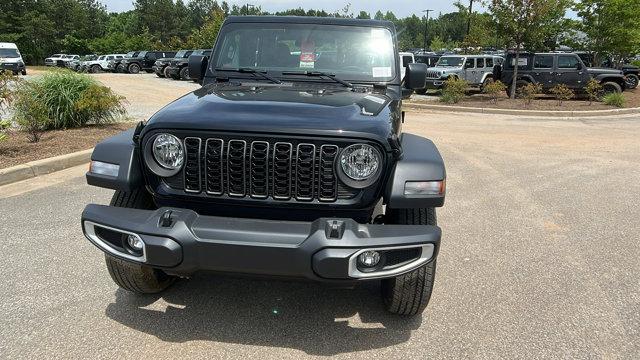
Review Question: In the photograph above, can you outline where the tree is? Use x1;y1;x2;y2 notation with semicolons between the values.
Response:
356;11;370;19
486;0;570;98
185;9;225;49
573;0;640;66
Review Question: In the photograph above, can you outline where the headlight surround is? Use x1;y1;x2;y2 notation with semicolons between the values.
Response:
152;133;184;170
338;144;382;188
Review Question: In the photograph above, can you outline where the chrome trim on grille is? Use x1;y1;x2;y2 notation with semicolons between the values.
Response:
204;138;224;195
227;139;247;197
183;137;202;193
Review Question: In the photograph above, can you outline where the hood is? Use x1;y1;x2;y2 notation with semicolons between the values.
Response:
144;82;397;146
587;67;623;75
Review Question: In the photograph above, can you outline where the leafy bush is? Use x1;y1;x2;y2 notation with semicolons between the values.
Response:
549;84;575;106
13;82;49;142
585;79;603;105
13;72;125;131
483;80;507;103
632;60;640;68
602;92;625;108
440;77;468;104
0;120;10;142
518;82;542;107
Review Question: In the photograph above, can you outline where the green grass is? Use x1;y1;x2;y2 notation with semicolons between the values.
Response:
602;92;625;108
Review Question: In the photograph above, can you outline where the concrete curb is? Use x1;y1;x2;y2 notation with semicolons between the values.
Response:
0;149;92;186
405;102;640;117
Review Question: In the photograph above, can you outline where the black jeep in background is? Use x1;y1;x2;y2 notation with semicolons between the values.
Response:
499;52;627;94
576;52;639;90
121;51;176;74
109;51;139;73
154;49;193;78
82;16;444;316
166;49;211;80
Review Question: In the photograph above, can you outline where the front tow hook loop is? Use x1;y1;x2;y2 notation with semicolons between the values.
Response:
326;220;345;239
160;210;174;228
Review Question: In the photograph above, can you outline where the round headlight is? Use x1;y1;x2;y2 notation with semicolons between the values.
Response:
340;144;381;181
152;134;184;170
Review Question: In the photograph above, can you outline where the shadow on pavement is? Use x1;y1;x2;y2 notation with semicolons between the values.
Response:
105;273;421;355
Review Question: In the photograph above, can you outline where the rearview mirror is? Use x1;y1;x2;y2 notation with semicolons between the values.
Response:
405;63;428;90
188;55;208;83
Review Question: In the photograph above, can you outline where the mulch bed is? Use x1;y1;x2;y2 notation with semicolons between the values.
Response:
421;88;640;111
0;123;134;169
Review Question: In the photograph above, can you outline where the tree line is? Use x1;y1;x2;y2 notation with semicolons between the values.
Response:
0;0;638;65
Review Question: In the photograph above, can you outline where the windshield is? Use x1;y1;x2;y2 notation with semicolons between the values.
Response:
52;54;62;58
0;49;20;58
436;56;464;67
125;52;135;57
213;23;397;82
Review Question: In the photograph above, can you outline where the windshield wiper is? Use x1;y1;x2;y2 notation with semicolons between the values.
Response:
282;71;353;88
215;67;282;84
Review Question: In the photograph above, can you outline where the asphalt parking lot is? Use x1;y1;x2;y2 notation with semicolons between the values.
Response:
1;73;639;359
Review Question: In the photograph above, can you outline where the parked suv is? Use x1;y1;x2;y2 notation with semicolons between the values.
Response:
166;49;210;80
82;16;444;316
44;53;66;66
154;49;193;78
576;52;639;90
498;52;626;94
121;51;177;74
109;51;140;73
85;54;126;73
425;54;504;90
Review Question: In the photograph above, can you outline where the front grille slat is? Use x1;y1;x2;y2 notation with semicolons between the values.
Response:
169;135;363;202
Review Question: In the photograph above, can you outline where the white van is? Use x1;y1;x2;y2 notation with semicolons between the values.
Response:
0;42;26;75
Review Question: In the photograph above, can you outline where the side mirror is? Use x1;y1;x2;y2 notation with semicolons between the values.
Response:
575;63;583;70
405;62;428;90
188;55;208;83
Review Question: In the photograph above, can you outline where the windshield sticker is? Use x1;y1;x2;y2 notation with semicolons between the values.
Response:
372;67;392;78
300;61;315;68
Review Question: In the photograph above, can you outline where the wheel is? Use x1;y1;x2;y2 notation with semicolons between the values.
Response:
116;64;125;73
156;67;165;78
104;189;176;294
91;64;101;73
128;63;140;74
481;77;494;91
381;208;438;316
21;69;27;75
170;71;181;80
601;81;622;94
508;79;529;97
163;66;171;78
624;74;638;89
179;67;190;80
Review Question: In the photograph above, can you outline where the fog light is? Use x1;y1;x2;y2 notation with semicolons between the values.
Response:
126;234;143;251
358;251;380;267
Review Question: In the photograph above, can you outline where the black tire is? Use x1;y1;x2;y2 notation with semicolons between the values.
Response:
508;79;529;97
156;68;165;78
381;208;438;316
624;74;638;90
601;81;622;94
163;66;171;79
90;64;101;73
104;189;175;294
128;63;140;74
481;76;494;92
21;69;27;76
116;64;125;73
179;67;190;80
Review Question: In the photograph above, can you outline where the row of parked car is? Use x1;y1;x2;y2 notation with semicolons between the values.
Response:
45;50;211;81
401;50;639;95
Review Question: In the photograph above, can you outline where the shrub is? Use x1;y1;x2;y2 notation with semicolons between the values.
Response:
632;60;640;68
440;77;468;104
585;79;603;105
13;71;125;130
0;119;10;142
483;80;507;103
549;84;574;106
0;71;20;114
13;82;49;142
518;82;542;107
602;92;625;108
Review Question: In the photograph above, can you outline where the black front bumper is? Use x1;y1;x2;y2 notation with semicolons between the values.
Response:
0;62;25;74
166;66;180;78
81;204;441;281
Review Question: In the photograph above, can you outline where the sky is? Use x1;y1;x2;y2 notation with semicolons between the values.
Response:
101;0;479;18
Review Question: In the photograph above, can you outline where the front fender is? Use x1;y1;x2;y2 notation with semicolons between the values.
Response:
86;128;143;191
384;133;446;209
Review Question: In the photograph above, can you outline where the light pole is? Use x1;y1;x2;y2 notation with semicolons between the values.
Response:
422;9;433;52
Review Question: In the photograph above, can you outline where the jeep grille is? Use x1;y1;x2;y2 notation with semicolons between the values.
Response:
426;70;441;79
160;135;368;202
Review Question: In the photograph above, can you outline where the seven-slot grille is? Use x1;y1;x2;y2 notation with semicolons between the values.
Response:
426;70;441;79
179;136;345;202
